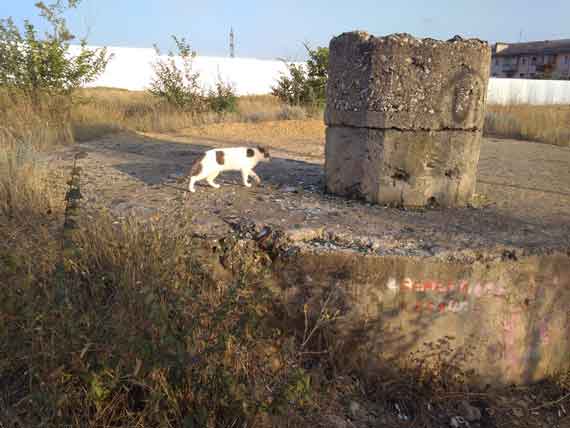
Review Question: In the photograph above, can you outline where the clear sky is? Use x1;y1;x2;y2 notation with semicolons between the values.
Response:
2;0;569;60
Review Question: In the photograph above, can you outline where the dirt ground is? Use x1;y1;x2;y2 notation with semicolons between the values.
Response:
44;119;570;259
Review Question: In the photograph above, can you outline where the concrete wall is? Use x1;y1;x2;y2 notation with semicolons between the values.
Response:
277;249;570;385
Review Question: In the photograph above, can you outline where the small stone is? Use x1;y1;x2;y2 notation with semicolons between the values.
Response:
459;401;482;421
323;415;348;428
281;185;298;193
450;416;470;428
349;401;361;418
512;408;525;418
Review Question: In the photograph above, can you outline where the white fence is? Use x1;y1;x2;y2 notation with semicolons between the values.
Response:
76;45;570;104
73;45;298;96
487;78;570;105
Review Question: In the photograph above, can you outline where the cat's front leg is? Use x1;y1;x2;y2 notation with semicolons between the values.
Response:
241;169;252;187
206;172;221;189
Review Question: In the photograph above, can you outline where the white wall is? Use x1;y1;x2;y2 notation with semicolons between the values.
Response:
487;78;570;105
71;45;300;96
74;45;570;104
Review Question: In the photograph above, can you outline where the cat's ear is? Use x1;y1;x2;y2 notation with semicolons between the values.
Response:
257;145;271;159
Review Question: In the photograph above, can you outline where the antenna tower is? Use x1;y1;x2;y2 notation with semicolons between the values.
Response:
230;27;235;58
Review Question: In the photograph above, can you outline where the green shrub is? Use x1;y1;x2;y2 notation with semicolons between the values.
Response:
272;44;328;108
149;36;205;111
0;0;110;144
0;1;109;99
207;75;238;113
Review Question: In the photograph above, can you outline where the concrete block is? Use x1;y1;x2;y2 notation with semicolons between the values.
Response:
325;32;492;131
325;126;482;207
276;249;570;386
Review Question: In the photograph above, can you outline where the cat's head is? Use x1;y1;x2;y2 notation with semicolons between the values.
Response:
257;146;271;161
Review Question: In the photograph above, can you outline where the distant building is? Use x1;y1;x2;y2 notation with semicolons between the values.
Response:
491;39;570;79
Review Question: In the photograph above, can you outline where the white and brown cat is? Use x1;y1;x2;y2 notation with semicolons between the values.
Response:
188;146;271;193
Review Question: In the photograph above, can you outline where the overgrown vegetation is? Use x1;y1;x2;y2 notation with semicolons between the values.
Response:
69;89;317;140
272;44;328;109
0;206;332;426
207;76;238;114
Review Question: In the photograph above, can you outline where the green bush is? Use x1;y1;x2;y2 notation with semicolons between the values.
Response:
149;36;205;111
0;1;109;100
272;44;328;108
207;75;238;113
0;0;109;143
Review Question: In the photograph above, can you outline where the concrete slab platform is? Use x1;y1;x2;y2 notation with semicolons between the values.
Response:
44;128;570;384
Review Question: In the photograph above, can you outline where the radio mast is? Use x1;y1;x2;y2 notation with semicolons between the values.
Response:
229;27;235;58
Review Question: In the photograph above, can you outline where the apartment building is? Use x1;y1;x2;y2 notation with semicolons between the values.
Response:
491;39;570;79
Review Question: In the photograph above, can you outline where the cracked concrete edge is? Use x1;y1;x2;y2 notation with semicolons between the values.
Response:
214;218;570;264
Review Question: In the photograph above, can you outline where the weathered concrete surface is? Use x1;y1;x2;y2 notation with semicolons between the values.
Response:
325;31;491;207
275;248;570;386
325;126;482;207
325;32;492;131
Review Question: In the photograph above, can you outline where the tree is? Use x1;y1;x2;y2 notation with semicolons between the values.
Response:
272;44;329;108
0;0;110;105
303;43;328;105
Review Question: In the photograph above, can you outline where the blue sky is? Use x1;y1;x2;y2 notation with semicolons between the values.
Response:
2;0;569;60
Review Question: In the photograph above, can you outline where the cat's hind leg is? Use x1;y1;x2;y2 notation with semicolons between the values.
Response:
188;156;207;193
189;172;206;193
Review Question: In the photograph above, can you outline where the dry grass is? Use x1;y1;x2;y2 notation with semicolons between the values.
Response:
186;119;325;143
0;95;67;224
485;104;570;147
0;173;351;427
71;88;319;141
